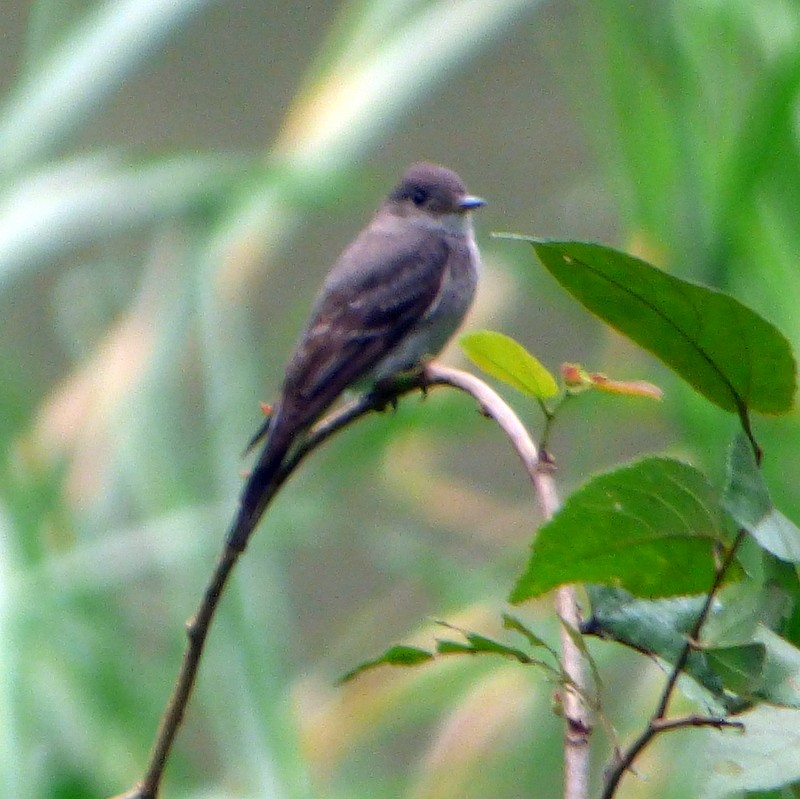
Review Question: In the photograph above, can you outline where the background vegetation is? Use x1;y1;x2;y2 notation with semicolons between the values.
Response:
2;1;799;797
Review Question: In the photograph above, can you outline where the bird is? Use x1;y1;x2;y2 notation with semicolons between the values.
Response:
231;162;485;546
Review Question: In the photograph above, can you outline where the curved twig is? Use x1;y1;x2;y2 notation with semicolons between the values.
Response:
110;379;423;799
111;364;592;799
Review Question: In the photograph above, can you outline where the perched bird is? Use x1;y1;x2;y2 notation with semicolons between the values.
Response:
232;162;485;544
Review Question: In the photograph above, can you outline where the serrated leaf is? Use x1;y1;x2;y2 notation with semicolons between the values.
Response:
510;238;796;415
724;433;800;562
583;585;745;712
338;644;433;683
460;330;558;399
511;457;734;601
585;585;800;711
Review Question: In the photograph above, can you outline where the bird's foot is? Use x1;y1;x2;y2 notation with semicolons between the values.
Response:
368;369;428;411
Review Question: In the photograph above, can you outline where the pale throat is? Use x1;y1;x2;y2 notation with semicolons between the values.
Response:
377;203;476;239
409;209;476;237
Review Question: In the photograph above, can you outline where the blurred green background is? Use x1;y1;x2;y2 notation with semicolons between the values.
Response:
2;1;799;798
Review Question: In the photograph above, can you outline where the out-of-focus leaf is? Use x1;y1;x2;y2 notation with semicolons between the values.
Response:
704;644;766;696
511;458;734;601
701;571;794;648
435;639;474;655
702;705;800;798
755;627;800;708
724;433;800;562
582;585;740;710
507;238;796;416
431;621;563;679
435;620;536;665
0;0;216;172
460;330;558;399
588;372;663;400
338;645;433;683
502;613;554;653
585;585;800;710
738;786;800;799
273;0;540;173
0;153;250;288
436;637;531;664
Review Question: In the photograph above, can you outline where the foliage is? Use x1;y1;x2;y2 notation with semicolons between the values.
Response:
5;2;800;799
0;2;538;798
460;330;558;400
358;239;800;797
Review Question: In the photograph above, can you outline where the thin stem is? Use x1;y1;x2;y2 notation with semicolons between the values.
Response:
110;385;423;799
600;528;748;799
426;368;591;799
425;367;591;799
555;584;592;799
653;529;746;721
111;365;593;799
600;715;743;799
138;547;239;797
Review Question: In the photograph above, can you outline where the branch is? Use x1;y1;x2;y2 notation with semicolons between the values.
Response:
111;364;592;799
421;367;592;799
600;528;748;799
653;530;747;721
110;380;425;799
601;713;743;799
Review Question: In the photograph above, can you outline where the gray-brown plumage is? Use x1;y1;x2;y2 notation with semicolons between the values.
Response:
232;163;484;543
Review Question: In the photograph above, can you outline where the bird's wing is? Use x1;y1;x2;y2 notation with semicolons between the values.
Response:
280;227;450;426
236;228;449;538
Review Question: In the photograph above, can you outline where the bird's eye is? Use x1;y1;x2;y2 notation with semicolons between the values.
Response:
410;187;428;206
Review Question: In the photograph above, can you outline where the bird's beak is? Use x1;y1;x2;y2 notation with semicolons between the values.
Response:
459;195;486;210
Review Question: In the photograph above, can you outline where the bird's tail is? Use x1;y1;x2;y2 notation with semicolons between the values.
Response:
227;422;294;550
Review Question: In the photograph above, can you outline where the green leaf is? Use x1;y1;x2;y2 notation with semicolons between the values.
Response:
724;433;800;562
511;457;734;601
739;785;800;799
701;566;794;647
502;613;555;653
338;644;433;683
434;621;535;664
584;586;748;712
460;330;558;399
703;705;800;798
755;627;800;708
465;633;530;660
509;238;796;415
436;636;528;663
436;639;475;655
585;585;800;710
0;153;251;288
704;644;766;696
0;0;215;171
